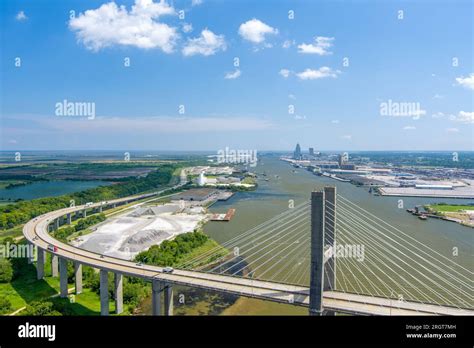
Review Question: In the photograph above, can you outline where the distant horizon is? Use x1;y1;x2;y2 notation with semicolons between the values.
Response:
1;149;473;154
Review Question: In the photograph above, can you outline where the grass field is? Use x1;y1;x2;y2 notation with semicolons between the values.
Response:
427;204;474;212
0;255;116;315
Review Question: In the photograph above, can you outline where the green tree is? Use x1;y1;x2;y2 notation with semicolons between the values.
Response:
23;301;61;316
0;258;13;283
0;296;12;314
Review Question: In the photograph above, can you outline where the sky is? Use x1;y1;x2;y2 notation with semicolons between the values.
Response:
1;0;473;152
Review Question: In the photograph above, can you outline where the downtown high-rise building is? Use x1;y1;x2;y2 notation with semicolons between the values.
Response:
294;143;302;160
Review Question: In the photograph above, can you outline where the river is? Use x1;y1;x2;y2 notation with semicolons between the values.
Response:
144;155;473;315
0;180;111;201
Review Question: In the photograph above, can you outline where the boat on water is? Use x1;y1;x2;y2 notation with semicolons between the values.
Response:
418;215;428;220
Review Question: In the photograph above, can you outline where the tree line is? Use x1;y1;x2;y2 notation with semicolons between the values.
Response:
0;165;177;230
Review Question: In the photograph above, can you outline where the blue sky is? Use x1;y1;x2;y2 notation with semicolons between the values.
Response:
1;0;473;152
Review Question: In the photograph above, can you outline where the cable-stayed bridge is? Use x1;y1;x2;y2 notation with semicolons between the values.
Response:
24;187;473;316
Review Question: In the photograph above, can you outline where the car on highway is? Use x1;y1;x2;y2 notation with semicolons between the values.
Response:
162;267;174;274
47;244;58;252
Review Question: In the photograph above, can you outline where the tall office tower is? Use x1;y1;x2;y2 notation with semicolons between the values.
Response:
294;143;302;160
309;148;314;156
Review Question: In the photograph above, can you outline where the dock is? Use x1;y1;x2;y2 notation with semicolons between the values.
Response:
209;208;236;221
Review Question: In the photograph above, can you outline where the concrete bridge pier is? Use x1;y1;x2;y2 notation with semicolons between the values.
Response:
309;190;325;316
74;262;82;294
164;284;173;316
36;247;45;280
59;257;68;298
99;206;103;213
67;213;72;224
100;270;109;316
114;273;123;314
51;255;59;277
152;280;163;315
83;209;87;218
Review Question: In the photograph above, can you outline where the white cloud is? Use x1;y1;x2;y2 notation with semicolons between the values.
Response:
454;111;474;124
341;135;352;140
224;69;241;79
238;19;278;44
288;94;296;100
182;29;226;56
433;111;474;124
296;67;340;80
69;0;178;52
403;126;416;130
279;69;291;78
182;23;193;33
433;94;444;99
331;120;340;124
16;11;27;21
191;0;203;6
432;112;449;119
455;73;474;90
297;36;334;55
446;128;459;133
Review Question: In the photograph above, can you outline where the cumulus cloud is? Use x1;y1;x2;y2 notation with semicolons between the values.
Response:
432;112;449;119
238;19;278;44
433;111;474;124
182;29;226;56
279;69;291;78
224;69;241;79
297;36;334;55
16;11;27;21
296;67;340;80
191;0;203;6
69;0;178;52
455;73;474;90
453;111;474;124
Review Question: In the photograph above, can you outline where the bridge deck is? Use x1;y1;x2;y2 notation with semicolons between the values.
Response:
24;199;474;316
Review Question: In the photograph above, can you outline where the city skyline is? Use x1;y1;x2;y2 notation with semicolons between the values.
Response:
1;0;473;151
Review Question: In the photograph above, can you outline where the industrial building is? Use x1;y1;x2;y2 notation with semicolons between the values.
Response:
174;188;219;201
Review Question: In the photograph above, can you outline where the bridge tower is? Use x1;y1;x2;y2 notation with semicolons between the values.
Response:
309;186;336;316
